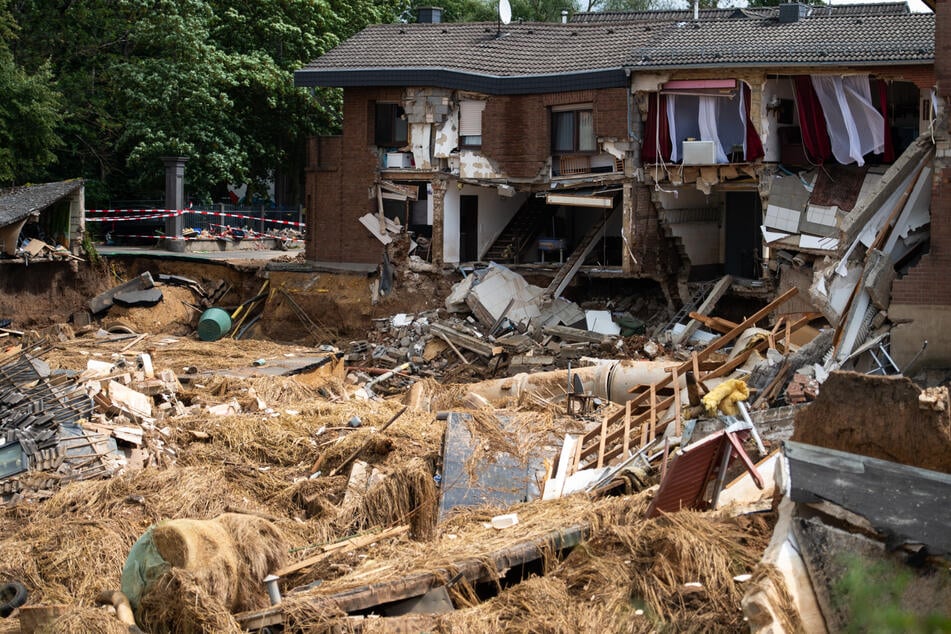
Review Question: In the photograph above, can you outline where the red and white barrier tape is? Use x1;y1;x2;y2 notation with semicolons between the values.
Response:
87;209;306;227
107;234;303;242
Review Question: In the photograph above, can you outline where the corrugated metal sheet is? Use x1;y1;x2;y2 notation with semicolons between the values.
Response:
647;431;728;518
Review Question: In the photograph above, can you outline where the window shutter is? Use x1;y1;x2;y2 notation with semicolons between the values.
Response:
459;101;485;137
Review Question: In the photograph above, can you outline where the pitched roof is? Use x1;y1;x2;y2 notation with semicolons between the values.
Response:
571;2;912;23
0;180;83;228
295;7;934;94
295;22;653;94
628;13;933;69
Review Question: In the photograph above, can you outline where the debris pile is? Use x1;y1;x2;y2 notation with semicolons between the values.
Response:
0;250;948;633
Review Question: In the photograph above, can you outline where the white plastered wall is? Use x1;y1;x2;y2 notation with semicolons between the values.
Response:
657;188;723;267
442;183;529;263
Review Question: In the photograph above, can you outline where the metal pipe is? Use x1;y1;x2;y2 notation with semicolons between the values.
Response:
264;575;282;605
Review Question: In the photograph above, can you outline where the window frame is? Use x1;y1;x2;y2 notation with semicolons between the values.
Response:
459;100;485;149
374;102;408;147
551;105;597;155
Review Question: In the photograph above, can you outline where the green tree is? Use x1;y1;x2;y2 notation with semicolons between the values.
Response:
9;0;403;204
0;1;62;185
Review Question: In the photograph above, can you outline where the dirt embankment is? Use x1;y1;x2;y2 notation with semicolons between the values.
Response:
793;371;951;473
0;260;111;328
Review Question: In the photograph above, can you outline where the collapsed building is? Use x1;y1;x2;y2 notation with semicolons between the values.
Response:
294;1;946;370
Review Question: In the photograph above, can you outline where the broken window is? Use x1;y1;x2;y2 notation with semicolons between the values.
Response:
459;100;485;147
374;103;408;147
551;106;596;154
642;80;764;165
793;74;891;166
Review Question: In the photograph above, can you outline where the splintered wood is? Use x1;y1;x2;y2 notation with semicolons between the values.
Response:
579;288;803;471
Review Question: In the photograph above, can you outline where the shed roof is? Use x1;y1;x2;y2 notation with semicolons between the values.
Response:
0;180;83;228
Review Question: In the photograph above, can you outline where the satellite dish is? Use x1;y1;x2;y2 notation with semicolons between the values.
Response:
499;0;511;25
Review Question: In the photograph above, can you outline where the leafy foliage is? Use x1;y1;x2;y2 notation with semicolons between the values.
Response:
6;0;401;203
0;1;62;185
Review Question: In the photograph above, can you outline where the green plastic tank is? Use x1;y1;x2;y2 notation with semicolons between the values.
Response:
197;308;232;341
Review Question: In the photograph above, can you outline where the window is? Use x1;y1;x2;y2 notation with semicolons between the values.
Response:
459;100;485;147
551;106;596;154
374;103;407;147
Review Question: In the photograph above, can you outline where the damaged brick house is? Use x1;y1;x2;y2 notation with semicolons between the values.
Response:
295;4;935;314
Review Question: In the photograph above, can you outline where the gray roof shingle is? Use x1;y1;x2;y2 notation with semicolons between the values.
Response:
0;180;83;228
571;2;912;23
628;13;933;69
299;22;651;76
295;8;933;93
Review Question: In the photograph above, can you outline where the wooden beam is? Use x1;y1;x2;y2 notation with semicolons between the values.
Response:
275;524;411;577
672;274;733;345
238;525;588;629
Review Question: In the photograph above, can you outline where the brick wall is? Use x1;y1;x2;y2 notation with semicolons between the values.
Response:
482;88;631;179
630;183;684;285
891;5;949;305
304;87;401;263
304;86;630;261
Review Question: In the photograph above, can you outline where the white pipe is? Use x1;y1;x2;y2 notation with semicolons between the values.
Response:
464;360;681;407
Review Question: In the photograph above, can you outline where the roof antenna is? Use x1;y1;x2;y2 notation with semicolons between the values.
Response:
693;0;699;20
498;0;511;36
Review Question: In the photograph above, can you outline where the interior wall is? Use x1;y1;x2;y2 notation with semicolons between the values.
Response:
656;188;724;267
763;77;799;162
442;184;528;263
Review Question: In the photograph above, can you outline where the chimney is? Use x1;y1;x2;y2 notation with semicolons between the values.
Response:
693;0;699;21
778;2;809;23
561;9;568;23
417;6;442;23
162;156;188;240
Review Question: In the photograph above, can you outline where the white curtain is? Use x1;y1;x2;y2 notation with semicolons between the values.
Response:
811;75;885;166
667;95;679;162
698;96;729;164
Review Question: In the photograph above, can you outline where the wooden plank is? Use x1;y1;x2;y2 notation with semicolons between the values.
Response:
622;401;631;460
543;434;580;500
671;274;733;345
238;525;589;629
596;417;608;469
540;324;606;344
649;384;656;443
430;323;497;358
275;525;410;577
671;367;681;437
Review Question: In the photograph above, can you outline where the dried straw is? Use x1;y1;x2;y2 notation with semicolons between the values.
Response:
35;606;129;634
342;457;439;541
136;568;243;634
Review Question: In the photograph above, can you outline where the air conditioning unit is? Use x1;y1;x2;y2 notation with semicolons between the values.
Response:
385;152;413;169
682;140;716;165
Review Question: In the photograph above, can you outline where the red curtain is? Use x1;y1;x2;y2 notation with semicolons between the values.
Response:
875;79;895;163
743;83;764;161
793;75;832;164
642;92;671;163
